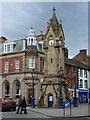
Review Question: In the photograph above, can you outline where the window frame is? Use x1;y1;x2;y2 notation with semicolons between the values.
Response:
80;69;83;77
4;60;9;71
15;58;20;70
79;79;83;88
29;57;35;69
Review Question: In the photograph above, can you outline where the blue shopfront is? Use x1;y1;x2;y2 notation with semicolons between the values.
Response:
78;89;88;103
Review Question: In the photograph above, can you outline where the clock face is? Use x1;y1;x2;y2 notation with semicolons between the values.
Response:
49;40;54;46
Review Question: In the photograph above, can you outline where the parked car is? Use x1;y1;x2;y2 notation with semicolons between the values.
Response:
2;98;16;111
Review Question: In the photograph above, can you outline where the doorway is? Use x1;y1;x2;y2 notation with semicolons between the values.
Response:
48;94;53;108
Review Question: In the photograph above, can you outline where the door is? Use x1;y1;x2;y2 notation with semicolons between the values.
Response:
48;94;53;108
28;89;32;105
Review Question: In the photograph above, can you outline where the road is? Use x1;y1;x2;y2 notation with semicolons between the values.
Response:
0;110;90;120
0;104;90;120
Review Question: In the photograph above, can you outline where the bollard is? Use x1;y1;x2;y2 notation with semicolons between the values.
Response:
70;104;72;116
63;105;65;116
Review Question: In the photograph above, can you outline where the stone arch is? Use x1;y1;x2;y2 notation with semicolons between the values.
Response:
2;80;10;98
12;79;21;98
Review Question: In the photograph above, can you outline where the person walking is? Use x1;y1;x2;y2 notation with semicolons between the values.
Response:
20;95;27;114
16;95;22;114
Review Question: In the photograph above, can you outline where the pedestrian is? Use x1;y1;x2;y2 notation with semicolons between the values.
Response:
20;95;27;114
16;95;22;114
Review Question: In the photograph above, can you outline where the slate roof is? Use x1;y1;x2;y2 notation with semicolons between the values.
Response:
0;39;26;55
65;57;89;70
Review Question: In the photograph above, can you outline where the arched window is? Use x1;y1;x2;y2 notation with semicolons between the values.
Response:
15;80;20;98
5;81;10;97
31;38;33;45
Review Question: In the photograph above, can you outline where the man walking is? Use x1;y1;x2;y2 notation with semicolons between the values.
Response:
16;95;22;114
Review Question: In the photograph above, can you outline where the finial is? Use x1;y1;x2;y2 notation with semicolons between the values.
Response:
53;6;56;13
31;27;33;29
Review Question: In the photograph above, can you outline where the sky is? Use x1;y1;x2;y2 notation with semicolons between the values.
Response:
0;2;88;58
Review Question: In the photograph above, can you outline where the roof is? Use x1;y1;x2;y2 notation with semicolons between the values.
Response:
65;57;89;70
0;39;26;55
46;7;64;38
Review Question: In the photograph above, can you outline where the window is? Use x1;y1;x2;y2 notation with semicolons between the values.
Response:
51;58;53;63
84;70;87;78
7;44;10;52
15;81;20;98
4;44;11;53
31;38;33;45
80;79;83;88
80;69;83;77
5;81;10;97
15;59;20;70
4;45;6;52
5;60;9;71
29;57;35;68
40;57;44;72
84;80;88;88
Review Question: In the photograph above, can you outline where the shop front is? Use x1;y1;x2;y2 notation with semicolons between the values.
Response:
78;89;88;103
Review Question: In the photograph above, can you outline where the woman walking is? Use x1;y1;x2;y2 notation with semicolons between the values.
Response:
16;95;22;114
20;96;27;114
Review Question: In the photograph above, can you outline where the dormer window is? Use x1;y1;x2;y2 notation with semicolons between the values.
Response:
4;43;11;53
4;42;16;53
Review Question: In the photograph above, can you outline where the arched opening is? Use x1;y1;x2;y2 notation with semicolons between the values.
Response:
12;80;20;98
15;80;20;98
48;93;53;108
3;80;10;98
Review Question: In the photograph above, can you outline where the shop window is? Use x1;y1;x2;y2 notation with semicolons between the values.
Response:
84;80;88;88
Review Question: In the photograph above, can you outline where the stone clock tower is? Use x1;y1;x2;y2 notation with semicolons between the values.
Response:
40;7;67;108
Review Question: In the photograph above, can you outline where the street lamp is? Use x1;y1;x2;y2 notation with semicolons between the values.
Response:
59;66;63;109
73;69;78;107
31;68;35;108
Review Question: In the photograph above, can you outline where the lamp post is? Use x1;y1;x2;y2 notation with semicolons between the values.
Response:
59;66;63;109
73;69;78;107
31;68;35;108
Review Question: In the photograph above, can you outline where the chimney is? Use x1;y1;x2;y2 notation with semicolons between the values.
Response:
80;49;87;55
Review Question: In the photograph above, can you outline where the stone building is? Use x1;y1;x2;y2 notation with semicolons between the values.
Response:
40;7;67;107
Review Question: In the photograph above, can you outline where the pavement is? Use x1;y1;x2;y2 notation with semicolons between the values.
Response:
27;103;90;118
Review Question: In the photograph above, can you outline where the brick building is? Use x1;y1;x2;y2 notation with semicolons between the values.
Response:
0;29;45;106
73;49;90;103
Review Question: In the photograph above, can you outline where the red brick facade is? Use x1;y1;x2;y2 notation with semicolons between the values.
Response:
73;49;90;66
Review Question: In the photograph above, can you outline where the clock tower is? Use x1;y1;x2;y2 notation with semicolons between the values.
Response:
40;7;67;107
